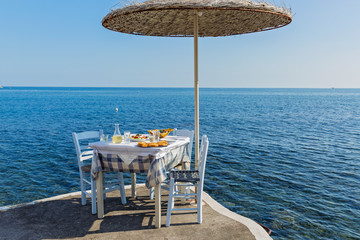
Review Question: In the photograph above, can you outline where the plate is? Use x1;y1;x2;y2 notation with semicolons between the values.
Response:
130;134;149;142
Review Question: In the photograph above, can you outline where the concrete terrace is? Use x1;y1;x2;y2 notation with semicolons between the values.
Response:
0;185;272;240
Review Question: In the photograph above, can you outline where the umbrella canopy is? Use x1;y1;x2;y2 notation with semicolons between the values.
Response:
102;0;292;168
102;0;292;37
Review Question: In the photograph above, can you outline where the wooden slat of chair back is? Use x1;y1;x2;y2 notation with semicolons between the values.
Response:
76;131;101;140
80;154;93;162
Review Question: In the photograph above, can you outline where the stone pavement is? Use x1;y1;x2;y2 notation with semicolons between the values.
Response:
0;185;272;240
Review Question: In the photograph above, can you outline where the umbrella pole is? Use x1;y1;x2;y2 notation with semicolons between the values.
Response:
194;10;199;170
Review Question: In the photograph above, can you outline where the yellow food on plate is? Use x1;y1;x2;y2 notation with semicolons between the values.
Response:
148;128;173;138
148;142;159;147
158;140;168;147
138;142;148;147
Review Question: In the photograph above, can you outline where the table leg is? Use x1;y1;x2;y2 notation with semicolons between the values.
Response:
131;173;136;198
96;171;104;218
155;183;161;228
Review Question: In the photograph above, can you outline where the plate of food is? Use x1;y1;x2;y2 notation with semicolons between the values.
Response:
130;134;149;142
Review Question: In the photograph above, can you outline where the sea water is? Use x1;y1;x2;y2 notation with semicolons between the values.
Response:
0;87;359;239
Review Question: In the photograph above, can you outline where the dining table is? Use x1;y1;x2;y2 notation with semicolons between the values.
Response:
89;135;190;228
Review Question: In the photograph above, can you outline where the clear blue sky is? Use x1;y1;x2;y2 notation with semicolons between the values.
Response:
1;0;359;88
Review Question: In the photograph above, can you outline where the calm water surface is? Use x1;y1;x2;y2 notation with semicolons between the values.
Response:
0;87;359;239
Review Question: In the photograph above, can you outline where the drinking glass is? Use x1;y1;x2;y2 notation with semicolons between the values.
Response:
124;131;131;144
100;134;109;142
154;130;160;142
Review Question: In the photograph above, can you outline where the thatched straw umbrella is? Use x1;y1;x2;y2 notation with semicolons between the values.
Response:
102;0;292;170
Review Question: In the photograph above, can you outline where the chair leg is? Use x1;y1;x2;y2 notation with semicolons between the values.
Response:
91;177;97;214
80;174;86;206
149;187;154;200
166;179;175;227
197;182;202;224
185;186;191;203
103;174;106;199
118;172;126;204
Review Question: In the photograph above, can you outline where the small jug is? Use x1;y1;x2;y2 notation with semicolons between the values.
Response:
112;124;122;144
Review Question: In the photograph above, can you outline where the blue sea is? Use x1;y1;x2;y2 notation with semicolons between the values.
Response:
0;87;359;239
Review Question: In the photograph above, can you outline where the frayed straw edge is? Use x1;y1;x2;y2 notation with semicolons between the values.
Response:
109;0;292;16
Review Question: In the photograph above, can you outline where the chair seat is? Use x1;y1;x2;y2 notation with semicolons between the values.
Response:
170;170;200;182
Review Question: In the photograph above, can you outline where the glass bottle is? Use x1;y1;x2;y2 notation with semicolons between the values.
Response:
112;123;122;144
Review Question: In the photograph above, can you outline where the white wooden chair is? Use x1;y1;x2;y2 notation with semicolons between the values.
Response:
166;135;209;227
149;129;195;200
72;130;126;214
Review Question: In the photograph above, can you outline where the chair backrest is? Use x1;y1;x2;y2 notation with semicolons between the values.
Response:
175;129;195;162
198;135;209;183
72;130;102;167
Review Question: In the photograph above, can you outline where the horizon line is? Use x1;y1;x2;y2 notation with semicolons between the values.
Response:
1;86;358;89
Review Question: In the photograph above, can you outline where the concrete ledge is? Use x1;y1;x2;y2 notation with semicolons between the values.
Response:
202;190;272;240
